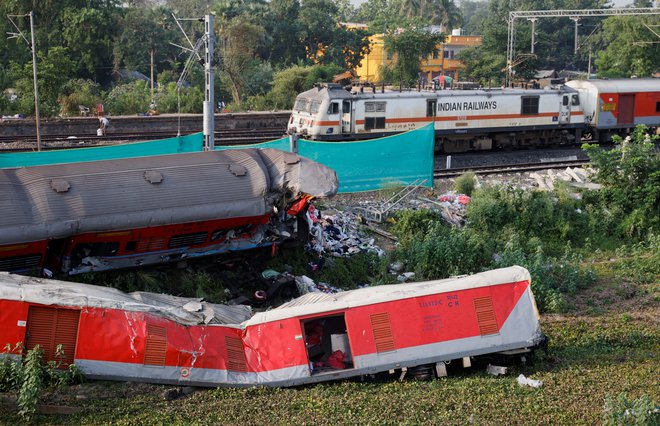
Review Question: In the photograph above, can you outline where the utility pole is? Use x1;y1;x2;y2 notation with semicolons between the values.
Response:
29;12;41;152
150;48;155;103
7;11;41;151
203;14;214;151
170;13;215;149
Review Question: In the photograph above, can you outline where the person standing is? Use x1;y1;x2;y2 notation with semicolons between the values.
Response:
98;116;110;136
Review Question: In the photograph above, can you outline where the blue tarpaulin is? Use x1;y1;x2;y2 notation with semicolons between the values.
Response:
298;124;434;193
0;133;204;169
0;125;435;193
214;136;290;152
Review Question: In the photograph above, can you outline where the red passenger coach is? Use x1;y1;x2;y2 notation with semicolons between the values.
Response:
0;148;338;275
0;266;546;387
565;79;659;139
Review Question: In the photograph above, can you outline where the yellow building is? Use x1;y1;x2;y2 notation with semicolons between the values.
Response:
354;31;482;84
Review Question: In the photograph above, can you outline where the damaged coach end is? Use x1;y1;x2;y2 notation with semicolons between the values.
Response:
0;148;338;275
0;266;547;388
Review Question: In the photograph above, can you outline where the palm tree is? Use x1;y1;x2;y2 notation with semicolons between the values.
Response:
398;0;463;31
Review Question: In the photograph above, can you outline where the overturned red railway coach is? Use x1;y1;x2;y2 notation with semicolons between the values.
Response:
0;266;546;387
0;149;338;275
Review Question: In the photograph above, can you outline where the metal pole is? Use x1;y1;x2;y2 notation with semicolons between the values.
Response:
150;48;154;102
571;17;580;53
587;50;592;78
203;14;215;151
529;18;537;54
29;11;41;152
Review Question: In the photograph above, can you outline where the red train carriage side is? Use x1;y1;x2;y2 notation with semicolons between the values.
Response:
0;266;546;387
0;148;338;275
566;79;660;141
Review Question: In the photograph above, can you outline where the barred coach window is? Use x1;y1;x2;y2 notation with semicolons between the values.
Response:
521;96;540;115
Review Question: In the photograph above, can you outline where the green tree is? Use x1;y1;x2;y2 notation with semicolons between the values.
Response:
459;0;488;35
264;0;306;66
219;18;267;105
595;16;660;78
354;0;406;33
60;7;118;81
398;0;462;29
113;7;180;77
383;25;444;85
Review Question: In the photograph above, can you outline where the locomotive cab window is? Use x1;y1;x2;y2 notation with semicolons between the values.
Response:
327;102;339;115
342;100;351;113
521;96;540;115
426;100;437;117
310;100;321;114
572;95;580;106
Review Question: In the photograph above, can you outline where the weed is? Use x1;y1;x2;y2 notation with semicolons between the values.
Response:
1;343;83;421
454;172;477;196
602;393;659;426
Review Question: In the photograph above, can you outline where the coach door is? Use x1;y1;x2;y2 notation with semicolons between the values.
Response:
301;314;354;375
26;306;80;366
559;95;570;124
618;94;635;125
341;100;353;134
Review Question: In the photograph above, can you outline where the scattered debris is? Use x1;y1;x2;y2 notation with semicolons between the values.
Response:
306;208;386;258
517;374;543;388
353;178;428;222
486;364;508;376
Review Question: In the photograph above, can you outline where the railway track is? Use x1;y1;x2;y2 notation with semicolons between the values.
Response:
434;158;590;178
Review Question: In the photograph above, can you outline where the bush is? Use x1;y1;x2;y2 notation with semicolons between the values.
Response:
602;392;659;426
392;214;492;281
105;80;151;115
58;79;103;116
492;235;595;313
466;185;591;253
583;125;660;237
454;172;477;196
1;343;82;421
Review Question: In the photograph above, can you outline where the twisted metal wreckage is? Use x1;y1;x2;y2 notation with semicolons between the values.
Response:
0;266;546;387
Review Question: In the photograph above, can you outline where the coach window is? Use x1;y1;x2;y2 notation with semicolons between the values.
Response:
563;96;569;106
327;102;339;115
426;100;437;117
521;96;540;115
342;100;351;114
572;95;580;106
656;101;660;112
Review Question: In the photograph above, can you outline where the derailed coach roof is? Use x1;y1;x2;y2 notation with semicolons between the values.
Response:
0;272;252;326
0;148;338;245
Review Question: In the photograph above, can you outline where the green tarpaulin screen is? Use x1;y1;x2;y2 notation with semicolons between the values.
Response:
0;133;203;169
298;124;434;193
214;136;290;152
0;125;435;193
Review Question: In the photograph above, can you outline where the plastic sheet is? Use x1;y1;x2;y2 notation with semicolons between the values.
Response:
215;136;291;152
0;132;204;169
298;124;435;193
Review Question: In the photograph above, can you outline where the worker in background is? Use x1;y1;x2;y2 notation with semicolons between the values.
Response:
98;116;110;136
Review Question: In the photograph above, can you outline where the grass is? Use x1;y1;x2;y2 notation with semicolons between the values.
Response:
1;273;657;425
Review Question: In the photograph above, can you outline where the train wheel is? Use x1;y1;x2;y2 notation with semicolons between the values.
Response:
410;364;434;380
